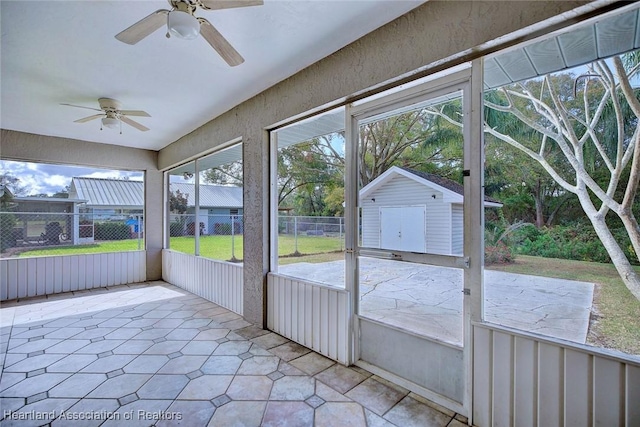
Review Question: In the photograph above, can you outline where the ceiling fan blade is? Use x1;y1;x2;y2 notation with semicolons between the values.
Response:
200;0;263;10
61;103;102;112
121;115;150;132
74;114;104;123
115;10;169;45
198;18;244;67
119;110;151;117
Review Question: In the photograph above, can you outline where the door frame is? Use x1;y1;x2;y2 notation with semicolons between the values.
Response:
344;62;485;419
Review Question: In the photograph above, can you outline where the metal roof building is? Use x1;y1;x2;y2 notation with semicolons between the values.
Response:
70;178;242;209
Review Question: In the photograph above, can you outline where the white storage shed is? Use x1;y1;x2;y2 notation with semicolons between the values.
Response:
360;166;502;255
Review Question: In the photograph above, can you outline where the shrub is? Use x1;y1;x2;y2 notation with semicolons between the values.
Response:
170;221;184;237
214;223;232;235
94;222;130;241
485;242;514;265
511;223;638;265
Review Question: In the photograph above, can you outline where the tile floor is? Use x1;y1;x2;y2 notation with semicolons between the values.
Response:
0;281;468;427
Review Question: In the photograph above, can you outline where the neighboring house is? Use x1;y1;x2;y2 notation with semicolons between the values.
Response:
360;166;502;256
69;177;243;235
170;182;243;235
69;177;144;219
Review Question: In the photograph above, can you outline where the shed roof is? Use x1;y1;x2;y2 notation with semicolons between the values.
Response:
360;166;502;206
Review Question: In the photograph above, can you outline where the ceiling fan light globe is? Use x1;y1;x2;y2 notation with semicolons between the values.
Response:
168;11;200;40
102;117;119;129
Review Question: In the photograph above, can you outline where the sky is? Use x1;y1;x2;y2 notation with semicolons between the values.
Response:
1;159;143;196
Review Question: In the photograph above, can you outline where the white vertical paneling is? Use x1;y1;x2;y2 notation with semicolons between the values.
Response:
593;357;623;426
100;253;108;285
337;292;347;363
473;327;492;427
36;257;46;296
473;324;639;427
492;331;513;427
77;255;86;290
0;252;146;301
305;285;313;349
7;259;18;300
564;349;591;427
26;258;36;297
538;342;563;427
45;257;55;294
627;365;640;425
92;255;100;289
0;258;7;300
17;260;27;298
266;273;349;364
161;250;244;315
513;337;536;427
328;290;338;360
62;256;71;292
291;282;299;342
127;251;135;283
69;256;79;291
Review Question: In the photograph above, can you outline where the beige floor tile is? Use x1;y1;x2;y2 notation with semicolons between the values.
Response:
346;377;407;416
314;364;367;394
262;401;315;427
314;402;367;427
177;375;233;400
207;401;266;427
289;352;335;376
269;376;315;401
227;375;273;400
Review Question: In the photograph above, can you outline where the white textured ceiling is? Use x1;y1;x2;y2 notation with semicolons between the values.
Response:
0;0;424;151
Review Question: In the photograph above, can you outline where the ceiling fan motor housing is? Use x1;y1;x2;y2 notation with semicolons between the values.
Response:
98;98;122;112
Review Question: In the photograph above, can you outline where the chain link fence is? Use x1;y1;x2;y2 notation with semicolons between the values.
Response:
168;213;244;261
0;211;144;258
277;215;345;256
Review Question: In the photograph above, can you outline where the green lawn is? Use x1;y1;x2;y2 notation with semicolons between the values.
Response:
16;234;343;262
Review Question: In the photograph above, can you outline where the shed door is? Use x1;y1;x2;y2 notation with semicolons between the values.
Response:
380;206;426;252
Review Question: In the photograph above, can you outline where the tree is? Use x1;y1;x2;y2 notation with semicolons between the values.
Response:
0;172;27;196
277;136;344;216
169;190;188;214
202;161;243;186
358;106;463;187
478;55;640;299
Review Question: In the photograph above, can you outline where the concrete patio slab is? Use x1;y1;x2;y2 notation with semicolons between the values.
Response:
279;257;595;346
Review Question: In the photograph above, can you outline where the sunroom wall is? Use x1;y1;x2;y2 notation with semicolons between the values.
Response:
157;0;608;326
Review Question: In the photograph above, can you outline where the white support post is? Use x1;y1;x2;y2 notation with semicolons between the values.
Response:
194;161;200;257
463;57;486;424
345;104;359;365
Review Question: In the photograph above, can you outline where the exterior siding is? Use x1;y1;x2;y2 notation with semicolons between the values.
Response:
451;204;463;255
361;175;452;255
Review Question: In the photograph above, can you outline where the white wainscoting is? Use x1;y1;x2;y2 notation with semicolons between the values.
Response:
162;250;243;315
267;273;349;365
0;251;147;301
473;323;640;427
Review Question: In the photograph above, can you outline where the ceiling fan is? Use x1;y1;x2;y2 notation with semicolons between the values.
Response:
115;0;263;67
61;98;150;132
